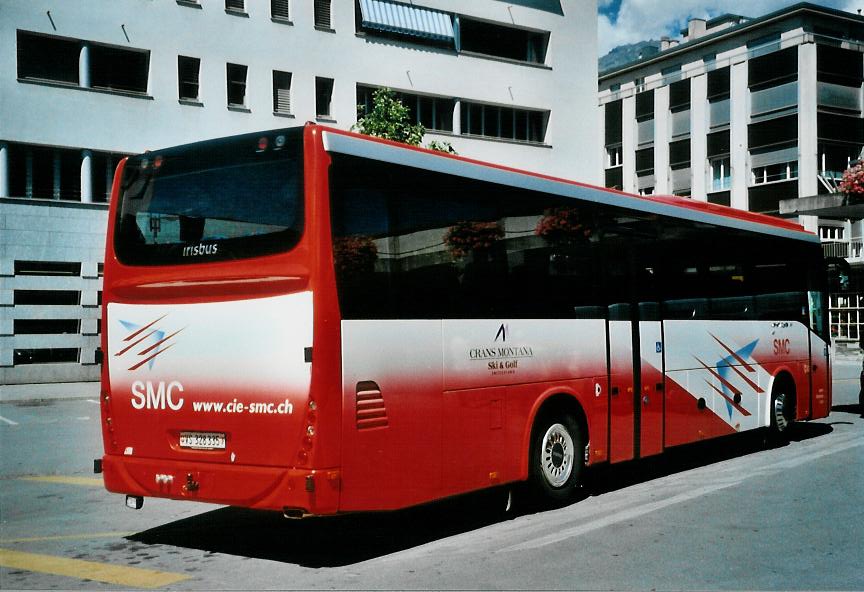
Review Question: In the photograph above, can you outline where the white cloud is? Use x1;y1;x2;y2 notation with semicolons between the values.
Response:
598;0;860;56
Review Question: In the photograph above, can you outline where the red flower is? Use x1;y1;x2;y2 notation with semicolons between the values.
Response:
443;221;504;259
334;235;378;275
840;162;864;197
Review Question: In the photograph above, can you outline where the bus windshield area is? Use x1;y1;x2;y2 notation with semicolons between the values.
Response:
114;129;303;265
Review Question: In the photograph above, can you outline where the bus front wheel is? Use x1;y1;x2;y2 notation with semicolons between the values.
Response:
529;412;584;504
769;383;795;440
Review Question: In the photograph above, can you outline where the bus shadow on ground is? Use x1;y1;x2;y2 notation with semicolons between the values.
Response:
129;423;834;568
129;486;514;568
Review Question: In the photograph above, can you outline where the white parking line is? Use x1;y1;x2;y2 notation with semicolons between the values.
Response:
86;399;100;405
0;415;19;426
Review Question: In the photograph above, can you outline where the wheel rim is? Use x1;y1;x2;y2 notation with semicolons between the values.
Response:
773;393;789;432
540;423;574;488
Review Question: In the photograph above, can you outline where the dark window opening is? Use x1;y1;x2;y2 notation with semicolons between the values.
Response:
226;0;245;12
14;319;80;334
749;114;797;150
635;147;654;175
605;167;623;190
707;66;730;100
749;47;797;90
14;348;79;365
669;79;690;111
178;56;200;101
818;112;864;144
90;44;150;94
14;290;81;305
227;63;248;107
15;261;81;276
316;77;334;118
605;100;623;145
459;18;549;64
669;139;691;168
16;31;79;85
707;130;731;158
461;102;547;143
817;45;863;87
635;90;654;120
748;180;797;214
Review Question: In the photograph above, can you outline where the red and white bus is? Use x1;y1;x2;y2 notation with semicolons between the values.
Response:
99;124;830;515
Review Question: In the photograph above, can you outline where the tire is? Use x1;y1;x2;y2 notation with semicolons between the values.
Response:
528;412;584;505
769;384;795;441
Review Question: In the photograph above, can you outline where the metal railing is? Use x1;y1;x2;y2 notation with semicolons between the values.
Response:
822;241;864;260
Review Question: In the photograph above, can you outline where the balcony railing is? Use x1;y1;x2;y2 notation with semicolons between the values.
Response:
823;240;864;260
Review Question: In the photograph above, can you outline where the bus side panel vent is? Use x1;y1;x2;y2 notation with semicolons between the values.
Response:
355;381;388;430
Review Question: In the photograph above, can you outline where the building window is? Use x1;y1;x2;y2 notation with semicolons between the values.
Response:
749;46;797;90
820;226;845;241
752;161;798;185
17;31;149;95
225;0;245;13
13;349;80;366
14;261;81;276
5;142;125;202
458;18;548;65
90;45;150;94
16;31;79;85
226;63;248;108
271;0;290;20
316;77;334;118
178;56;200;102
710;157;731;192
14;319;80;335
273;70;292;115
606;145;622;168
314;0;332;30
14;290;81;305
635;147;654;175
460;102;548;143
636;90;654;146
357;86;454;132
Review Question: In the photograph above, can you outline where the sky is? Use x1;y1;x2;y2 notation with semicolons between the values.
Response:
597;0;864;55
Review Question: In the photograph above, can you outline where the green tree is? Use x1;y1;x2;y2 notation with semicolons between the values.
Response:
355;88;457;154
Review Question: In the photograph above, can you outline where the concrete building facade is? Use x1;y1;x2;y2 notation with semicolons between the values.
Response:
598;2;864;344
1;0;599;384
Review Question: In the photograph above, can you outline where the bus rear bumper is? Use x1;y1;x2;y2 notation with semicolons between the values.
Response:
101;454;340;515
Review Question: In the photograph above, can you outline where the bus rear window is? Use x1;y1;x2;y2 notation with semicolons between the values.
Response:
114;129;303;265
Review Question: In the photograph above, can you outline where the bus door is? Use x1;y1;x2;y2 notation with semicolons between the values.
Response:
608;264;664;462
638;302;664;458
608;303;635;463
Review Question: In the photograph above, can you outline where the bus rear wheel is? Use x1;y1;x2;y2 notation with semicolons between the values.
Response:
529;412;584;505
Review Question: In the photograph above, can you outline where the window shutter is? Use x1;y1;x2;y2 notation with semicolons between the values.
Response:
314;0;331;29
273;71;291;113
271;0;290;19
226;0;244;11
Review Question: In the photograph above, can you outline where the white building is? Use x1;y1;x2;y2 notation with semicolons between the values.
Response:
0;0;599;384
597;2;864;344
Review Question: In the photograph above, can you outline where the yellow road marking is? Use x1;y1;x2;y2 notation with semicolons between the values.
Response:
1;532;133;544
0;548;190;589
19;476;103;487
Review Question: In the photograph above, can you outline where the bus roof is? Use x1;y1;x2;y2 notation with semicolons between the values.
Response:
317;124;818;245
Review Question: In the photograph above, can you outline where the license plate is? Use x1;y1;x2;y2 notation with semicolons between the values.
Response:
180;431;226;450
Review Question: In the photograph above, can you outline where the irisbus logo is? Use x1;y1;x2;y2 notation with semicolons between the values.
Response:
115;315;183;371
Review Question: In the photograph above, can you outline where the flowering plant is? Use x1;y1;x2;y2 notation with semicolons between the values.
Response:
535;207;592;244
333;235;378;275
443;221;504;259
839;161;864;197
